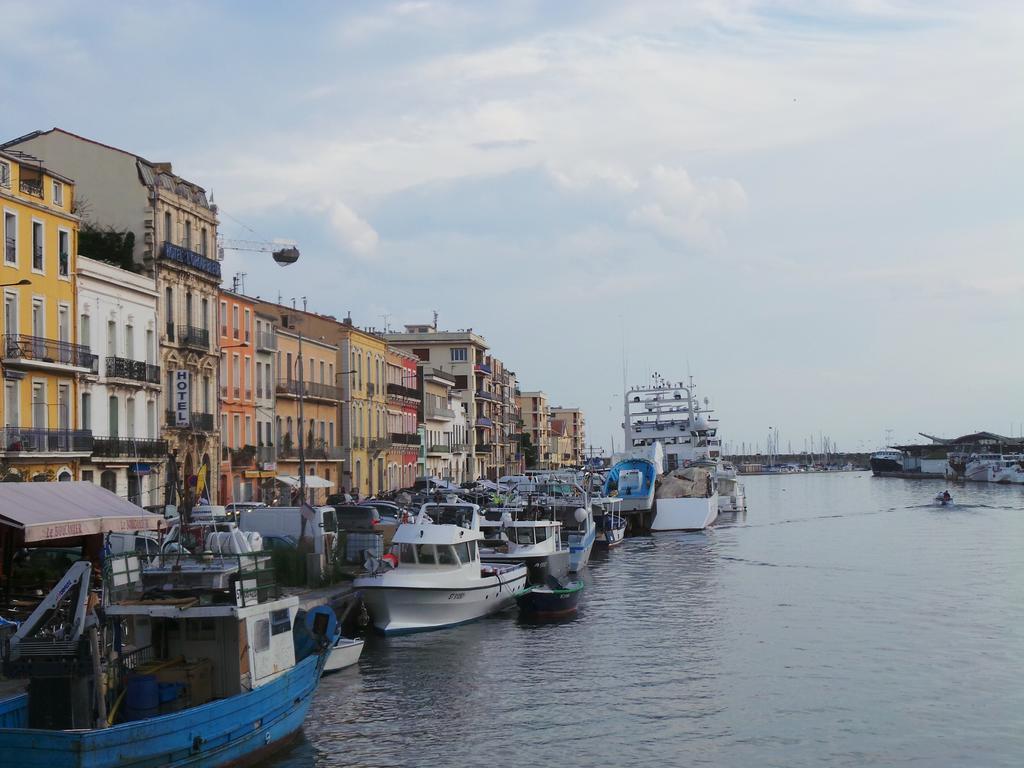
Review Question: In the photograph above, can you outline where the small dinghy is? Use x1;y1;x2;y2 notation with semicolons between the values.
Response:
934;491;953;506
324;636;365;674
515;576;584;620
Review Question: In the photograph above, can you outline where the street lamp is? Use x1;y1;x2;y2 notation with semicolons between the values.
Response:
0;279;31;288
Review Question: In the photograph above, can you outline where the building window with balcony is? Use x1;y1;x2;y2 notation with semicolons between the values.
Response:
58;229;70;277
203;375;211;413
31;220;43;272
201;227;208;256
108;395;119;438
243;309;250;342
245;415;252;445
80;392;90;430
125;323;134;360
451;347;467;362
201;298;209;332
244;355;251;398
256;361;263;398
184;220;191;251
165;287;173;332
5;381;18;426
222;414;228;446
107;321;116;357
147;400;155;438
319;360;325;385
3;211;15;265
220;301;227;337
233;414;240;447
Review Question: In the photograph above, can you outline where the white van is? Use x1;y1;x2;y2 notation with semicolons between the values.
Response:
238;505;338;555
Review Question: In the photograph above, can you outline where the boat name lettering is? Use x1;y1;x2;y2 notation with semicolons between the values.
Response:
448;592;465;600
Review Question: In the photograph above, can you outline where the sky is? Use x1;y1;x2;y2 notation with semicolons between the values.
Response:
1;0;1021;455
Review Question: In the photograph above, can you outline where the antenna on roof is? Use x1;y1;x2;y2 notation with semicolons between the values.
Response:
433;310;439;329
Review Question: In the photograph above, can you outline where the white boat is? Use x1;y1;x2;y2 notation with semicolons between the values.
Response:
479;507;572;581
593;497;626;546
716;462;747;513
324;636;364;674
960;453;1024;483
353;502;528;635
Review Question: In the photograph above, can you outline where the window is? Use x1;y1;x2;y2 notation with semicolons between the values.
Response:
416;544;436;565
245;416;252;445
243;309;250;341
233;414;240;446
220;301;227;336
412;347;430;361
4;381;18;426
200;227;208;256
125;324;134;359
253;619;270;652
58;229;69;277
256;361;263;398
80;392;91;430
108;395;119;437
31;220;43;271
0;161;9;189
201;298;209;331
319;360;325;384
146;329;154;364
52;180;63;206
3;211;15;264
126;395;135;437
147;400;156;438
270;608;291;636
232;306;239;338
165;287;174;325
451;347;467;362
107;321;116;357
183;220;191;250
244;355;251;395
164;211;172;244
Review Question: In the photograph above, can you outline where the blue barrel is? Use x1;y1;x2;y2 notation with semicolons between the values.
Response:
124;674;159;721
158;682;183;703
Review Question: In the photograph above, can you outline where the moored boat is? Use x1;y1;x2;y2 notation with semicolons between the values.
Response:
515;578;584;620
0;549;336;768
324;637;365;674
354;502;528;635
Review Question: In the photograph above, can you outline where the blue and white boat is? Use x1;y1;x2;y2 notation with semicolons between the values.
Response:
604;458;657;512
0;550;336;768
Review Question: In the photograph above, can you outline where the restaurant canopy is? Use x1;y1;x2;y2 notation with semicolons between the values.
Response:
275;475;334;489
0;482;165;543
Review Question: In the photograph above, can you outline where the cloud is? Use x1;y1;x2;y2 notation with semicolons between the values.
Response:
628;166;747;249
323;200;379;258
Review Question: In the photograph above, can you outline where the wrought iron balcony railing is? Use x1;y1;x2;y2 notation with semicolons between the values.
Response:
177;325;210;350
164;410;215;431
275;379;343;401
1;427;93;453
475;443;494;453
386;382;420;400
475;417;494;429
92;437;167;459
390;433;421;446
4;333;98;372
369;437;391;452
427;444;452;454
255;331;277;352
106;356;160;384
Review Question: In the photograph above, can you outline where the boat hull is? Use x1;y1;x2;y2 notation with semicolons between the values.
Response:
515;584;583;619
870;457;903;475
595;521;626;548
357;568;528;635
324;637;364;674
651;495;718;531
566;526;596;572
0;653;324;768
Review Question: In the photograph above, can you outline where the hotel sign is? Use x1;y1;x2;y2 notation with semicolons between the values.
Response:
174;370;191;427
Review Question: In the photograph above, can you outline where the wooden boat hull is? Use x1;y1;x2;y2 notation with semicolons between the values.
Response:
0;654;324;768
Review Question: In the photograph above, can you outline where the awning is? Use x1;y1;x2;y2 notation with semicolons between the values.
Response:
243;470;277;479
275;474;334;489
0;481;166;543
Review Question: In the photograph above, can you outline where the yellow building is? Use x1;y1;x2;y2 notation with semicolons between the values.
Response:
273;328;343;503
339;324;389;497
0;149;89;481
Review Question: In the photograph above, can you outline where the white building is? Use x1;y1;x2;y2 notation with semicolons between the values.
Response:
420;367;469;485
77;256;165;506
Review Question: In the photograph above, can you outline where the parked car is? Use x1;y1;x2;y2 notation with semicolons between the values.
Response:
107;531;161;557
224;501;267;520
359;500;408;526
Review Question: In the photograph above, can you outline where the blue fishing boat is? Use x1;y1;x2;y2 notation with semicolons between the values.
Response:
0;551;337;768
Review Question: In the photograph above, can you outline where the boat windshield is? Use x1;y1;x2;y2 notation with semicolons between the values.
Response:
425;504;475;528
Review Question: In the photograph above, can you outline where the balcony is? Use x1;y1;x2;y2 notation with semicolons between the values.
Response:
106;356;160;385
19;180;43;198
164;410;215;431
275;379;342;401
390;433;421;446
230;445;258;468
255;330;276;352
386;382;419;400
474;362;492;375
427;444;451;455
475;443;493;454
476;417;494;429
424;401;456;421
92;437;167;459
369;437;391;452
475;390;497;402
3;334;97;374
161;241;221;279
177;325;210;351
1;427;93;455
256;445;277;466
453;443;470;453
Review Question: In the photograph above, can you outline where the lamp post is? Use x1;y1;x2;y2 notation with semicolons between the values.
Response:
0;279;31;288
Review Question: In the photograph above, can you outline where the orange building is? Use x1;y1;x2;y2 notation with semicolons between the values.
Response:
217;290;258;502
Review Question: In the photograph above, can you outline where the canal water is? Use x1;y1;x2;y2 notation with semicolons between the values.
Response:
272;473;1024;767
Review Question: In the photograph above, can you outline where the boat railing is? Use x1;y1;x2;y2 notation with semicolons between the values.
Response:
104;552;280;608
104;644;156;714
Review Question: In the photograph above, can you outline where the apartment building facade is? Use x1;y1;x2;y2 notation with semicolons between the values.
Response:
0;148;91;482
551;406;586;466
518;390;551;469
420;366;468;484
218;290;258;502
77;256;164;504
385;347;420;492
